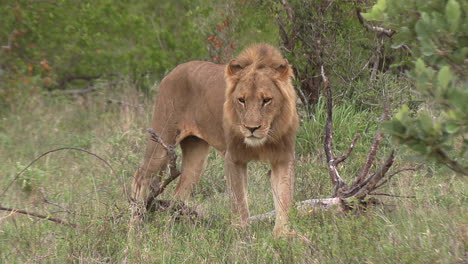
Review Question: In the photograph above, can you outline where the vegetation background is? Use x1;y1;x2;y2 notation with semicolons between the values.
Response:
0;0;465;263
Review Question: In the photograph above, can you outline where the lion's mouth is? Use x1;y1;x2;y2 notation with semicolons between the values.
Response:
244;135;267;147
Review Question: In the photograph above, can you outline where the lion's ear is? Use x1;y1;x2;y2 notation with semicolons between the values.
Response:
275;60;293;81
226;60;244;76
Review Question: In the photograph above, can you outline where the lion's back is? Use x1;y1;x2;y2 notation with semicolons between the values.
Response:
151;61;227;150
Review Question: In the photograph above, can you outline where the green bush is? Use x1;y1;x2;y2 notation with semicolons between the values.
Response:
364;0;467;175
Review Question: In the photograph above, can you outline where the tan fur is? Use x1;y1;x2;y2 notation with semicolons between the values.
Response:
132;44;299;236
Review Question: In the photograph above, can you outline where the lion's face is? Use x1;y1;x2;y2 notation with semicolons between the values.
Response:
224;45;298;149
229;71;284;147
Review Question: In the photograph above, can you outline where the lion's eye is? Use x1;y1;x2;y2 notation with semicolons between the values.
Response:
262;98;272;105
238;98;245;104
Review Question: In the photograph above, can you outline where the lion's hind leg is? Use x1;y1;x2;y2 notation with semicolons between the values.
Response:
131;139;170;216
173;136;210;201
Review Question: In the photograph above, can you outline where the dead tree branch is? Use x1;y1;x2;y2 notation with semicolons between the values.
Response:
322;65;347;194
0;206;76;228
249;67;422;223
321;66;416;200
356;8;395;38
375;164;424;189
334;133;360;165
277;0;297;52
144;128;181;208
249;197;344;223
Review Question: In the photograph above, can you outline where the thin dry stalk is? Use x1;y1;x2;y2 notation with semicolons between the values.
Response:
0;206;76;228
1;147;122;200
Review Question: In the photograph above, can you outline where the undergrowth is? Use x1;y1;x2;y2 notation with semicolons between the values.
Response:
0;82;465;263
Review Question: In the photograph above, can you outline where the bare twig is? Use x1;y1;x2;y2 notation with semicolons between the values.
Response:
334;133;360;165
1;147;124;201
280;0;294;21
354;150;395;200
145;128;181;208
369;192;416;198
39;187;69;212
0;206;76;228
277;0;296;52
375;164;424;189
60;86;96;96
354;107;389;185
147;128;177;172
356;8;395;38
321;65;347;193
435;149;468;176
354;132;383;185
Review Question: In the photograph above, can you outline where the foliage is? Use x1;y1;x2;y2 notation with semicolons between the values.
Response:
14;162;46;193
364;0;468;175
0;1;208;93
270;0;407;109
0;0;278;106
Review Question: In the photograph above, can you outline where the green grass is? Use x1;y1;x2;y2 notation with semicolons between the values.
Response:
0;83;466;263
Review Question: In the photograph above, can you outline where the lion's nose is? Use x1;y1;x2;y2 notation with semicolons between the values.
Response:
245;125;261;133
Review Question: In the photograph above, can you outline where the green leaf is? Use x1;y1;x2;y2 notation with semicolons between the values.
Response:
362;8;384;21
395;105;410;120
415;58;426;74
446;0;461;32
362;0;387;21
419;113;434;134
437;66;453;90
445;120;459;134
375;0;387;11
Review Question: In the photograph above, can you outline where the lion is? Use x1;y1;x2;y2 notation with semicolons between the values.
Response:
132;44;299;236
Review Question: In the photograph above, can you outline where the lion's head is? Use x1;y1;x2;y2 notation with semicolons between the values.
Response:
223;44;298;148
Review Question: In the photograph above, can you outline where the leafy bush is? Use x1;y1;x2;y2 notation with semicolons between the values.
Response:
364;0;467;175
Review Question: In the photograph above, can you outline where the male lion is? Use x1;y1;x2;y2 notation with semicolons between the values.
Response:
132;44;299;236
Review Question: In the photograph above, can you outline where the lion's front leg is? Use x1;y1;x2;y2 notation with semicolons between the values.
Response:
270;159;295;237
225;152;249;226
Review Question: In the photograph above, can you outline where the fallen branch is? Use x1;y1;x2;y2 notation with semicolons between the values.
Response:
249;197;344;223
0;206;76;228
